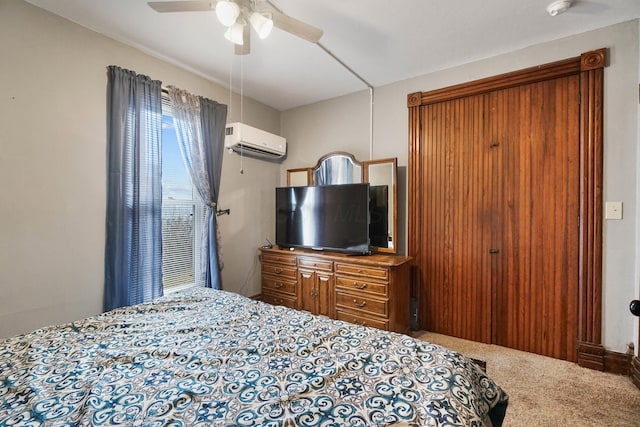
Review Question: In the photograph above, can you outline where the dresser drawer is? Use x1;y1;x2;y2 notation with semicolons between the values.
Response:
261;252;297;266
262;277;297;296
336;309;389;331
335;276;387;296
335;263;388;280
262;263;297;280
298;257;333;271
335;291;388;316
262;292;298;309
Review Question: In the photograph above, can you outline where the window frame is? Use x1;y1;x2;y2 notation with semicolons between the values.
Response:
161;97;206;293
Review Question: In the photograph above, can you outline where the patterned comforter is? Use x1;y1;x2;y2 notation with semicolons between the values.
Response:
0;288;507;426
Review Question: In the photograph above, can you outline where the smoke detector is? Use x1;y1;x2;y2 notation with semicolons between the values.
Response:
547;0;572;16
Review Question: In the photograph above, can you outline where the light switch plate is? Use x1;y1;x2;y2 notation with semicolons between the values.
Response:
605;201;623;220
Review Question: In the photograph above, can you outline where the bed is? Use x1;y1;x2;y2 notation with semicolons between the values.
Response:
0;288;508;426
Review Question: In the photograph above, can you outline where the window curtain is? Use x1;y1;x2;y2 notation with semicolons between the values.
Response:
104;66;163;311
167;86;228;290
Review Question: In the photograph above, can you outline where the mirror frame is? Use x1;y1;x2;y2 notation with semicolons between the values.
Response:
286;167;313;186
362;157;397;254
286;152;398;254
312;151;363;185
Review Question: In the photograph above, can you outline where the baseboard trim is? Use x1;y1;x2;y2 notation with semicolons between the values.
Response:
578;341;636;380
577;341;605;371
631;357;640;389
604;349;632;376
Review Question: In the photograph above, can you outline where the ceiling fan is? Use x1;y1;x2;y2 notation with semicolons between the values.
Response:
147;0;324;55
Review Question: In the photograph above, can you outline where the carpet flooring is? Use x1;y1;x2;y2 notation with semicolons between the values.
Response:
414;331;640;426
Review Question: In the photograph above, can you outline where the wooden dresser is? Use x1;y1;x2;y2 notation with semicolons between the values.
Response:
260;247;412;334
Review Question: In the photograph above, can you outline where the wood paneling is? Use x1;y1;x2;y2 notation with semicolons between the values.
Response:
408;49;606;363
419;93;491;343
490;77;580;361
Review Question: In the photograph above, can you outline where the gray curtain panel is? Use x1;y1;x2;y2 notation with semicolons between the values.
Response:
167;87;227;290
104;66;163;311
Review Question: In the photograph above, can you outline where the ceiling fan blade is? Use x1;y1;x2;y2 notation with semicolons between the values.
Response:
235;25;251;55
147;1;215;13
270;10;323;43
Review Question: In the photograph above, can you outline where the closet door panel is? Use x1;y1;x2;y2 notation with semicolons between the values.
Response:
492;76;580;361
420;94;492;343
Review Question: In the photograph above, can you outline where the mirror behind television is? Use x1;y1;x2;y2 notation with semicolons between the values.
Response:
286;152;397;254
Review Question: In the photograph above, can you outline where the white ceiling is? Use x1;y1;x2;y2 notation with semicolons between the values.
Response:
24;0;640;111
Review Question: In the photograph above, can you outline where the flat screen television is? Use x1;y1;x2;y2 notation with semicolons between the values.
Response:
276;183;370;254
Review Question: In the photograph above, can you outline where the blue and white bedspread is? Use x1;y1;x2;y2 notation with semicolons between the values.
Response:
0;288;508;426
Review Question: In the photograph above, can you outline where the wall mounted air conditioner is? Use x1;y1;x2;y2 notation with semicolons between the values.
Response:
224;122;287;160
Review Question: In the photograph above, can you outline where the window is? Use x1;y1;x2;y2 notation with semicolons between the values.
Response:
161;102;206;292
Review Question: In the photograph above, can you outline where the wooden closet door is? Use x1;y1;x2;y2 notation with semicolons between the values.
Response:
418;76;580;359
410;50;605;365
419;94;493;343
490;76;580;361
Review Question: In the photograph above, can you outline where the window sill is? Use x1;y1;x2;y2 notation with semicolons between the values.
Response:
164;283;203;295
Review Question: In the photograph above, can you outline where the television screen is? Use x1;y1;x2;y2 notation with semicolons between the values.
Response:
276;183;370;254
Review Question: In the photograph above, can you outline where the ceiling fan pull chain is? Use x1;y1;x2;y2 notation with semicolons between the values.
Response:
240;54;244;125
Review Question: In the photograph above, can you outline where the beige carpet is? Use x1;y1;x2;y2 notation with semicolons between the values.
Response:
414;331;640;427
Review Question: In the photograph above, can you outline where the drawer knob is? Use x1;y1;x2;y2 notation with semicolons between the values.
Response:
274;267;283;274
357;269;364;274
354;282;367;289
274;282;284;289
353;299;366;308
353;318;367;326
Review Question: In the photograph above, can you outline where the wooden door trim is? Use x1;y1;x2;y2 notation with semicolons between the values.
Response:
408;57;580;107
576;49;606;369
407;48;607;368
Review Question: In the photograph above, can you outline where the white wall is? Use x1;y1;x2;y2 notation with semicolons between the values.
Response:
280;90;372;171
281;20;640;354
0;0;278;338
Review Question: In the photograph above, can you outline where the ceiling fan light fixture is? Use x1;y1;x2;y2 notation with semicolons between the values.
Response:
249;12;273;39
216;1;240;26
546;0;572;17
224;22;244;45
